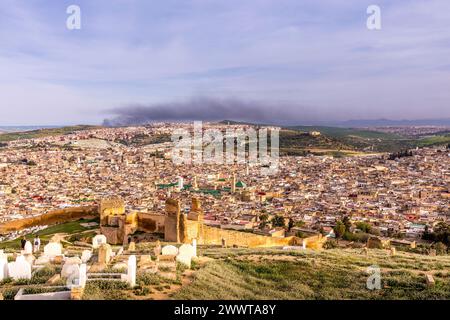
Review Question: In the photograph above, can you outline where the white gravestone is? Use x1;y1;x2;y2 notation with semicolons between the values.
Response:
65;264;82;288
92;235;107;249
81;250;92;263
79;264;87;288
162;245;178;256
62;263;80;279
24;241;33;255
127;255;136;287
192;239;197;257
0;255;8;281
44;242;62;258
8;255;32;280
179;244;195;259
176;253;192;269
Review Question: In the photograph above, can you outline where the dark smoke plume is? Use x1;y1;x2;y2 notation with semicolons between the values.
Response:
102;97;315;126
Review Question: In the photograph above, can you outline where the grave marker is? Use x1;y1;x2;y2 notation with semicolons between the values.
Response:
8;255;31;280
162;245;178;256
92;235;107;249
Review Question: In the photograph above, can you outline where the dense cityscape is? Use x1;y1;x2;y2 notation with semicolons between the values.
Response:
1;124;448;247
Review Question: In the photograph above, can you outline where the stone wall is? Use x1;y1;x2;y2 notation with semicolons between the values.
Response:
178;220;299;248
136;213;165;234
99;196;125;224
0;206;98;235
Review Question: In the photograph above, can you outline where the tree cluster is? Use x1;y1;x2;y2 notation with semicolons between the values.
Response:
388;149;413;160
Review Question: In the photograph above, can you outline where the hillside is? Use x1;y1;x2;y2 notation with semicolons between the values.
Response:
1;221;448;300
0;125;99;143
174;247;450;300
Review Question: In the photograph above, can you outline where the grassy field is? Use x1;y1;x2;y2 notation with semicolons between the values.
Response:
416;134;450;147
0;218;99;250
286;126;403;140
173;247;450;300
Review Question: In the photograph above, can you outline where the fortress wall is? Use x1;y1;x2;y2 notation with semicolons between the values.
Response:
197;225;298;248
136;212;165;233
0;205;98;234
302;234;327;249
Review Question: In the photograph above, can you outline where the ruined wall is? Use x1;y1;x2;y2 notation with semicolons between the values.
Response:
0;206;98;234
189;224;298;247
180;221;325;249
136;212;165;234
302;234;327;249
184;219;202;243
100;226;121;245
99;197;125;224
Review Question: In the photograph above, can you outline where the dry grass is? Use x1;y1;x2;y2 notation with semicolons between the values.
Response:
173;248;450;300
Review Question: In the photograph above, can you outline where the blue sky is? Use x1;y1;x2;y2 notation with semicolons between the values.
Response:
0;0;450;125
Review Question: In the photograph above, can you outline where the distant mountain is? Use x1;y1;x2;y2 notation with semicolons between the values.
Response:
337;118;450;127
0;125;62;133
218;118;450;128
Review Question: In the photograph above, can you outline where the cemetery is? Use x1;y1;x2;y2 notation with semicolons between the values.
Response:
0;231;203;300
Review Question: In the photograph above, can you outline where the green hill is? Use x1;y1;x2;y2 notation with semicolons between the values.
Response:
0;125;100;143
174;247;450;300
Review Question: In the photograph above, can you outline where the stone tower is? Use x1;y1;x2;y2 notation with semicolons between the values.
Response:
164;199;181;242
99;196;125;225
231;174;236;193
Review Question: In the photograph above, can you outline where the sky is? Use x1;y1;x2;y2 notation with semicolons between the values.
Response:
0;0;450;125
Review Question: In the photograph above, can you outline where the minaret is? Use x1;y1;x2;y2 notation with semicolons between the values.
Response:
193;175;198;190
231;174;236;193
177;176;184;191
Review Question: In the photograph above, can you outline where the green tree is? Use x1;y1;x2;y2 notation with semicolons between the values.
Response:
272;215;286;228
295;221;305;228
334;221;346;239
342;216;352;233
288;218;294;231
356;222;372;233
295;231;304;238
